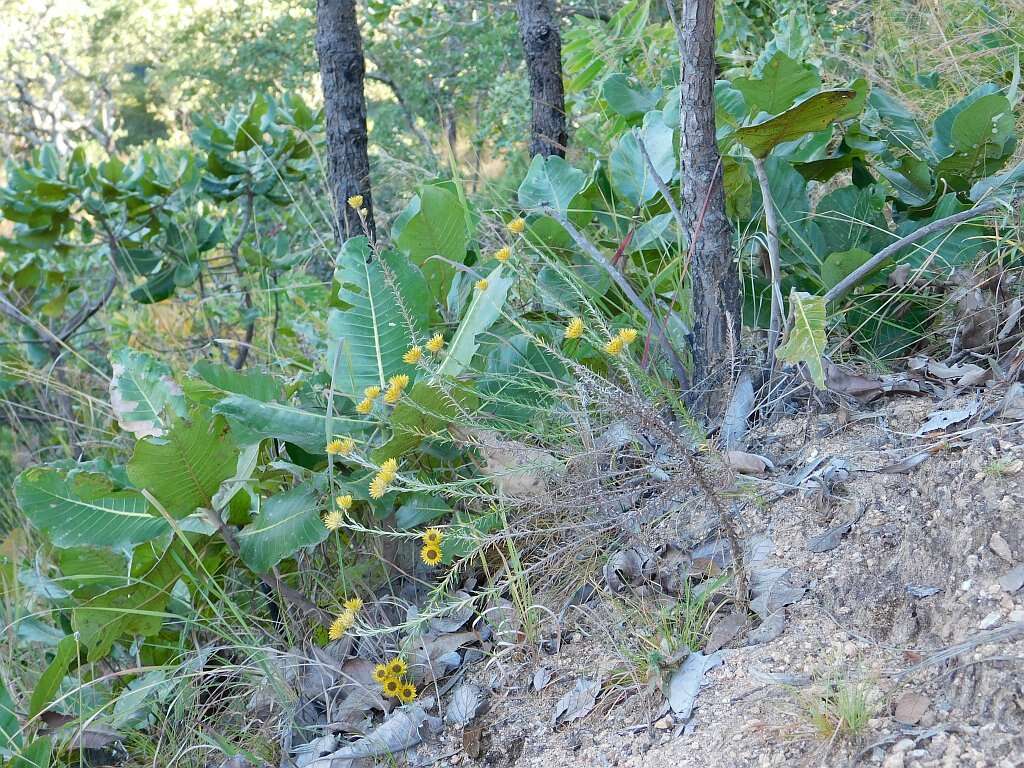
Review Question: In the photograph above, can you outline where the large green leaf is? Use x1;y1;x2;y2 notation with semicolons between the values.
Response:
609;111;675;206
71;540;192;662
438;265;515;377
9;737;51;768
517;155;587;216
29;635;77;719
775;291;827;388
329;239;431;395
934;93;1016;189
0;678;20;753
15;467;167;551
970;159;1024;202
109;349;186;439
820;248;880;291
236;482;326;573
932;83;1001;158
735;89;859;158
601;73;662;119
394;186;467;305
815;185;888;255
733;52;821;117
396;493;452;529
185;360;280;404
213;395;370;453
127;411;238;518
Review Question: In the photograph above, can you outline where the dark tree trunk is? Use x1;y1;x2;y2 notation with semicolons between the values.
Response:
316;0;375;261
516;0;568;158
673;0;740;389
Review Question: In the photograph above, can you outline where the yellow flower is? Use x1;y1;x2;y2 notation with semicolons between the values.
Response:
328;610;355;640
494;246;510;262
422;527;443;547
565;317;584;340
385;657;408;678
618;328;639;344
323;510;344;531
426;333;445;353
383;374;409;404
382;676;402;697
604;336;625;356
347;194;363;209
507;217;526;235
344;596;363;612
398;682;418;704
355;398;374;414
475;278;489;291
364;385;381;399
335;494;353;510
421;544;442;567
326;437;355;456
369;475;389;499
378;458;398;482
372;664;389;684
403;345;423;364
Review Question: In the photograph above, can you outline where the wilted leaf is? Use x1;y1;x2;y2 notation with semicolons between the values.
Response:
667;651;724;718
311;705;437;765
806;507;863;553
724;450;774;476
109;349;185;438
551;678;600;727
446;683;485;727
776;291;827;388
894;692;929;725
705;612;748;654
916;401;980;435
906;584;942;598
998;565;1024;593
735;89;859;158
533;668;552;691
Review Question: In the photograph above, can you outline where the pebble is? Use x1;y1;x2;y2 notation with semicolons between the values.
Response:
654;716;673;731
894;738;915;753
978;610;1002;630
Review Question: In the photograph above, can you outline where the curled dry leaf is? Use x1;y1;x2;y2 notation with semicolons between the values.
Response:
908;357;989;387
551;678;600;727
894;691;930;725
532;667;553;691
907;584;942;598
724;450;773;476
603;547;655;594
916;401;981;436
310;705;439;766
998;565;1024;593
667;651;724;718
806;505;863;553
825;359;921;403
446;683;485;727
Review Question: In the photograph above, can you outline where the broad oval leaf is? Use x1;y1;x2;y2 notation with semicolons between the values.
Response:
437;265;515;377
775;290;827;388
735;89;860;158
393;186;467;306
213;395;371;453
601;73;662;119
517;155;586;216
609;111;674;205
15;467;168;550
109;349;186;439
236;482;327;573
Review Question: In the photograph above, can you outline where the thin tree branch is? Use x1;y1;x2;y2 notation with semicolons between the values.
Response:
752;157;785;366
824;198;1012;303
547;208;690;387
634;127;685;235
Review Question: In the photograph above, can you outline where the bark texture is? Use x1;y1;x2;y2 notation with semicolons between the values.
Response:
316;0;375;258
675;0;740;388
516;0;568;157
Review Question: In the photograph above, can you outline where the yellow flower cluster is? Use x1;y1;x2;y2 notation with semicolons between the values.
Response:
420;527;443;567
373;657;417;704
384;374;409;404
355;384;380;414
328;595;365;640
326;437;355;456
403;345;423;364
494;246;510;263
475;278;489;292
322;509;344;531
336;494;353;510
564;317;584;340
426;333;445;353
507;217;526;235
604;327;639;356
369;458;399;499
347;194;363;209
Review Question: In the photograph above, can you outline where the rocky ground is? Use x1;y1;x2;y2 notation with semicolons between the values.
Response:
416;394;1024;768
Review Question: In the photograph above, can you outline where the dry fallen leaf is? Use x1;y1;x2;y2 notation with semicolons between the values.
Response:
894;691;930;725
916;402;981;435
551;678;600;727
724;450;774;476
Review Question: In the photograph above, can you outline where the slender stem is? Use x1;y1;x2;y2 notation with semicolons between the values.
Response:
752;157;785;365
824;198;1010;303
548;208;690;387
634;128;685;235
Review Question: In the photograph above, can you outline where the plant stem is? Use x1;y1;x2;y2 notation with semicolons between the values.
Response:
752;156;785;369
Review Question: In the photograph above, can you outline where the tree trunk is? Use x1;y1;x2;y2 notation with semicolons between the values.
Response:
516;0;568;158
672;0;740;389
316;0;375;261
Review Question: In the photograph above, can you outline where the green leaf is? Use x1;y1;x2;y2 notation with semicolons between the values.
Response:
109;350;186;439
9;737;51;768
820;248;879;291
601;73;662;119
735;89;859;158
517;155;586;216
71;540;188;662
185;361;281;404
0;678;21;753
609;111;675;205
396;493;452;529
876;156;935;207
127;411;238;518
970;159;1024;202
236;482;326;573
932;83;1001;157
329;239;431;394
934;93;1016;189
213;395;369;453
374;381;474;462
815;186;888;255
393;187;467;305
15;467;167;551
775;291;827;388
733;52;821;117
29;635;77;719
438;265;515;377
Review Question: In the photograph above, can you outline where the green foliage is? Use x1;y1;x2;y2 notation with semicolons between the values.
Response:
776;291;827;387
236;481;326;573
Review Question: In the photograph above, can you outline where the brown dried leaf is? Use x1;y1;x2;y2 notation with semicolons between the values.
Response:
724;450;773;476
894;691;929;725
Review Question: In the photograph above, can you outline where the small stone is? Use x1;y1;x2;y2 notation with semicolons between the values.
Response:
654;716;674;731
978;611;1002;630
894;738;915;753
990;532;1014;562
1009;609;1024;623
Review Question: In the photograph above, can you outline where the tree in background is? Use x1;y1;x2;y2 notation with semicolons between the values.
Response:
316;0;375;255
669;0;741;393
516;0;568;157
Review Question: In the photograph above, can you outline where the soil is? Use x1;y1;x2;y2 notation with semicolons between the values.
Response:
418;395;1024;768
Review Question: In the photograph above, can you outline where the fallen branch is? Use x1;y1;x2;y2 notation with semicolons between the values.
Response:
824;198;1011;304
547;208;690;387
